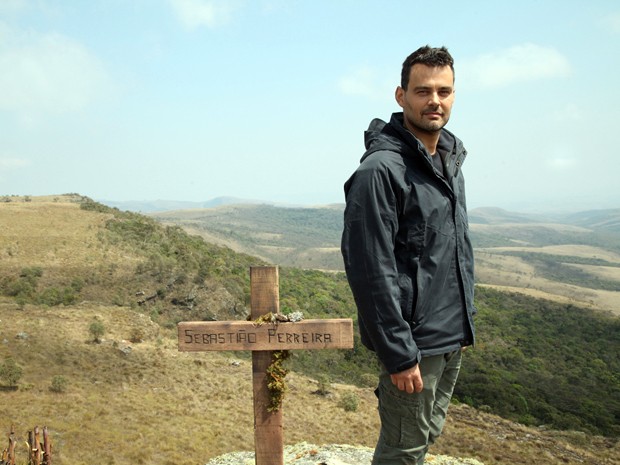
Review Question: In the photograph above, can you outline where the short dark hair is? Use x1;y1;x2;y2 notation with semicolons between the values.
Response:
401;46;455;90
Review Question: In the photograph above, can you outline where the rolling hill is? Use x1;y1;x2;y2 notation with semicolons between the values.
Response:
0;195;618;465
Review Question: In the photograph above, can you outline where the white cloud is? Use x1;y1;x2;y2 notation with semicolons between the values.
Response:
0;24;112;118
460;43;571;90
338;66;393;100
168;0;238;30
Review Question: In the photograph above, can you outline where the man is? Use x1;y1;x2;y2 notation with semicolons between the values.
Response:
341;46;475;464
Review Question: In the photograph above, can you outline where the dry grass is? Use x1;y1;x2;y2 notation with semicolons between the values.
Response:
474;249;620;316
1;300;618;465
0;199;109;267
0;197;143;296
566;263;620;281
477;244;620;263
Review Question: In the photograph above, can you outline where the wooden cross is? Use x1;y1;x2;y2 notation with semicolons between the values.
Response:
177;266;354;465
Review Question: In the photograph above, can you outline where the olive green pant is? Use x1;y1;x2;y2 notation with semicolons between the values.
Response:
372;350;462;465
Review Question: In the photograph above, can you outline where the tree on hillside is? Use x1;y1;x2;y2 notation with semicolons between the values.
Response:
89;321;105;343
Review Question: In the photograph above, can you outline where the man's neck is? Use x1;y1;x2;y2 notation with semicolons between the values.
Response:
404;121;440;155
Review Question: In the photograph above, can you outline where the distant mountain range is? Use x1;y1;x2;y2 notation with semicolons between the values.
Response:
99;196;309;213
101;197;620;233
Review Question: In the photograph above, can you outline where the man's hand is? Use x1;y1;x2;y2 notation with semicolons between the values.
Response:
390;364;423;393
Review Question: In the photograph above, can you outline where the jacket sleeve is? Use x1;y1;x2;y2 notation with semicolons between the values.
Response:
341;154;419;373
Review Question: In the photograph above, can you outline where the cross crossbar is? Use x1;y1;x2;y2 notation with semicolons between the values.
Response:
178;319;353;351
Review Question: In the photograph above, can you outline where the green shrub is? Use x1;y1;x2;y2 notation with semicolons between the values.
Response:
4;278;35;299
1;266;42;300
359;373;378;388
71;278;85;292
315;374;331;395
89;321;105;343
339;392;359;412
49;375;69;393
0;357;23;386
20;266;44;281
37;287;60;306
1;267;82;307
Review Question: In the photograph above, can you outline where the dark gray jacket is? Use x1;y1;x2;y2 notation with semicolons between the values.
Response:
341;112;475;374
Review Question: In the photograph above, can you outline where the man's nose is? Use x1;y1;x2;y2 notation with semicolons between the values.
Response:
428;92;440;105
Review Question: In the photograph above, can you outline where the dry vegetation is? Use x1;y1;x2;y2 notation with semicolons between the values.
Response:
0;195;143;305
151;204;346;271
474;246;620;316
0;196;618;464
0;301;617;465
470;220;620;315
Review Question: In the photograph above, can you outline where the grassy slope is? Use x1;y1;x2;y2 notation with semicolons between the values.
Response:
0;196;618;464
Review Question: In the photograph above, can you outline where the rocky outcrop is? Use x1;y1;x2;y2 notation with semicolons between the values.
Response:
205;442;485;465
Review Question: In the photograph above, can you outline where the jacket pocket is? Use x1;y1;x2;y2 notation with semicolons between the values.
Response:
376;379;424;449
398;273;414;323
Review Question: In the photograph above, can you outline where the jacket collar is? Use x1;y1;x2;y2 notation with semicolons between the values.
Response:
389;112;466;179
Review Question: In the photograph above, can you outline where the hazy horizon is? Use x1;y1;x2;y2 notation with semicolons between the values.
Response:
96;195;619;216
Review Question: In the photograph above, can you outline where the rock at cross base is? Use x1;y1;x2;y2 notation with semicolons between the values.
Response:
204;442;486;465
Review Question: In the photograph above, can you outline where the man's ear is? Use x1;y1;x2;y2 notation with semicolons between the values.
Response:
395;86;405;108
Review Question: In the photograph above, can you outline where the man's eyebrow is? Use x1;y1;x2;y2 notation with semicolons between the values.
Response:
413;85;453;91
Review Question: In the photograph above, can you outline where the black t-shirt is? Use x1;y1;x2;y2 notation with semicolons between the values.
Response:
431;153;444;178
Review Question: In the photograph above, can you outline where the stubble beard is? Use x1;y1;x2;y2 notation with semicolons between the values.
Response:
407;114;448;135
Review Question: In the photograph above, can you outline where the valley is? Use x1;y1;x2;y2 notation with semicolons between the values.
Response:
152;203;620;315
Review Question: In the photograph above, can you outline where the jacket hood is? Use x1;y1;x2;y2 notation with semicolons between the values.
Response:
362;117;405;162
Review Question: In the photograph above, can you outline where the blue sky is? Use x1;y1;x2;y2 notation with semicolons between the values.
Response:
1;0;619;212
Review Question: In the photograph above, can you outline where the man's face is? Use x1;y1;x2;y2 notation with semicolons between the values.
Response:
395;64;455;135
